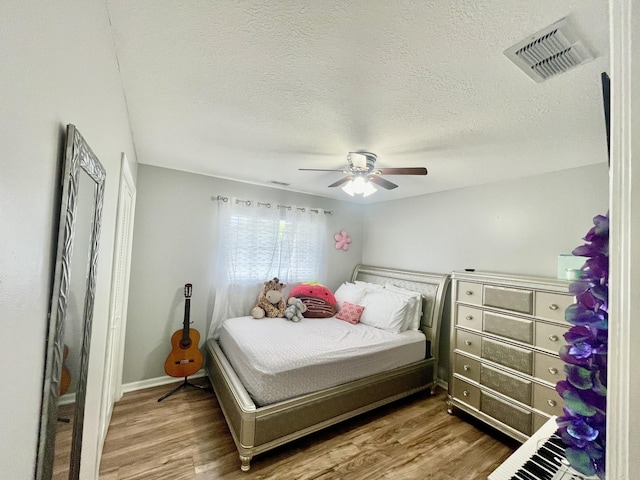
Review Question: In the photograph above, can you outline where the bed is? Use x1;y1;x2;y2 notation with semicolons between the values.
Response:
204;264;450;471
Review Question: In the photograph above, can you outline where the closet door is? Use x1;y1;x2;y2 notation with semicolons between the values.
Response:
98;154;136;454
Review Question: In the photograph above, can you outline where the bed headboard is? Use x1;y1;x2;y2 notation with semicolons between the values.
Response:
351;264;450;361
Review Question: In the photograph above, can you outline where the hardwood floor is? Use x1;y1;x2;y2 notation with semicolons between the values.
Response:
99;378;517;479
53;403;75;480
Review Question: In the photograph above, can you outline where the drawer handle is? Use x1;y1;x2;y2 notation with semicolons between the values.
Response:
548;335;559;342
465;340;472;346
548;304;559;311
547;399;557;407
463;365;470;371
465;290;474;296
463;390;470;397
548;367;558;375
465;315;474;321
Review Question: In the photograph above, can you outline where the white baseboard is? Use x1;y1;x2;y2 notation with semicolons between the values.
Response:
121;369;207;394
436;378;448;391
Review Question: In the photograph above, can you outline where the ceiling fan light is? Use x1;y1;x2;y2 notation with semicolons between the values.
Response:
341;181;355;196
352;176;367;194
363;181;377;197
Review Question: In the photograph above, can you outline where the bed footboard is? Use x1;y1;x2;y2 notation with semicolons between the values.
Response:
206;339;436;471
205;340;256;470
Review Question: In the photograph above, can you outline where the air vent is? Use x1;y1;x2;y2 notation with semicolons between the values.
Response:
268;180;290;187
504;18;594;83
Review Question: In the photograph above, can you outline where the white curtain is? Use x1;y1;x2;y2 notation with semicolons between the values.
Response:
279;205;327;283
208;198;327;338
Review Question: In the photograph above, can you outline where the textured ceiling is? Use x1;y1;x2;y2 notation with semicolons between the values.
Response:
106;1;609;203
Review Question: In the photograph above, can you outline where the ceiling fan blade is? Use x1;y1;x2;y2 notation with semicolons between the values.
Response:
328;176;353;188
299;168;346;172
368;175;398;190
376;167;428;175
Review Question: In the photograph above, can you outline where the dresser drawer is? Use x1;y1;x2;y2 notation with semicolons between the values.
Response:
480;364;532;406
481;338;533;375
456;305;482;331
533;383;564;417
535;322;568;353
483;285;533;314
457;281;482;305
456;330;481;357
452;377;481;410
483;311;534;344
535;291;573;325
454;353;481;383
481;391;532;436
534;352;565;385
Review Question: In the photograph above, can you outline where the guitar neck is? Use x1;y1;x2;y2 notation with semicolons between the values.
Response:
181;298;191;343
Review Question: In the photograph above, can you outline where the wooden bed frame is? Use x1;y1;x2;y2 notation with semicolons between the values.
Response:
204;264;450;471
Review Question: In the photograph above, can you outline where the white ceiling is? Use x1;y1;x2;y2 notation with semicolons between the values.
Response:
105;1;610;203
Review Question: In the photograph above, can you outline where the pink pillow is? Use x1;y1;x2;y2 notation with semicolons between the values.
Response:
336;301;365;324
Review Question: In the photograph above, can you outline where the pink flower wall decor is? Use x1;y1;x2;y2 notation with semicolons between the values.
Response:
334;230;352;251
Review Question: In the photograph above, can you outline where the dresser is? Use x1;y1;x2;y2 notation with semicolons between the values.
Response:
447;271;573;442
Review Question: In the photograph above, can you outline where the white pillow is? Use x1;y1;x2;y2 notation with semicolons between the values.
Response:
354;280;384;290
334;282;368;309
384;283;423;331
359;290;410;333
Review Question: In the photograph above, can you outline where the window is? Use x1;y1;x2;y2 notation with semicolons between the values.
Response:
209;198;327;337
221;203;326;283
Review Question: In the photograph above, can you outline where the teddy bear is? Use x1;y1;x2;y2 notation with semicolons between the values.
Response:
284;297;307;322
251;277;287;319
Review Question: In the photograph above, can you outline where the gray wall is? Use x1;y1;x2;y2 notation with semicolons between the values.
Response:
361;162;609;380
125;163;608;388
0;1;137;477
362;163;609;276
124;165;365;383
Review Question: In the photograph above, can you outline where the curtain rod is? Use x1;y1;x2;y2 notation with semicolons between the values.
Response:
212;195;334;215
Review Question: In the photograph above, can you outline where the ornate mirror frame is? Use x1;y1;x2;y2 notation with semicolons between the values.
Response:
36;125;106;480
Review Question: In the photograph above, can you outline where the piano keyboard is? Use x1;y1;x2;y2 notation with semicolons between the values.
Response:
488;416;598;480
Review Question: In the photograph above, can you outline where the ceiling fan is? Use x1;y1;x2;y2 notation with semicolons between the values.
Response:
299;152;427;196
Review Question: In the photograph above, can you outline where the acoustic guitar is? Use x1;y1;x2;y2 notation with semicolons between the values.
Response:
60;344;71;395
163;283;203;378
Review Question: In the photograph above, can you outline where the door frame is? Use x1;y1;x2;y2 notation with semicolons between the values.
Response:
95;153;137;472
607;0;640;477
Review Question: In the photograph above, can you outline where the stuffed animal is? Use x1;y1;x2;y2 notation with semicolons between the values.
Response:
284;297;307;322
251;277;287;319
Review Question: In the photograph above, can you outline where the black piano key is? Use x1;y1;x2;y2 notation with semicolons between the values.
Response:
538;443;564;465
511;470;537;480
549;436;566;450
545;442;565;456
505;431;578;480
510;468;537;480
534;454;563;478
521;459;552;480
533;455;559;479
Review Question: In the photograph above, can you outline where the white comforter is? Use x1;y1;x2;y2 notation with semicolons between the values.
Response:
218;316;426;406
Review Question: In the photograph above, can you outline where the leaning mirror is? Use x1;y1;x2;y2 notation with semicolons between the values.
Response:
36;125;106;480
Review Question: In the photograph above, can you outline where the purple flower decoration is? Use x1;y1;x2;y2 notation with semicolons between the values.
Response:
556;213;608;479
